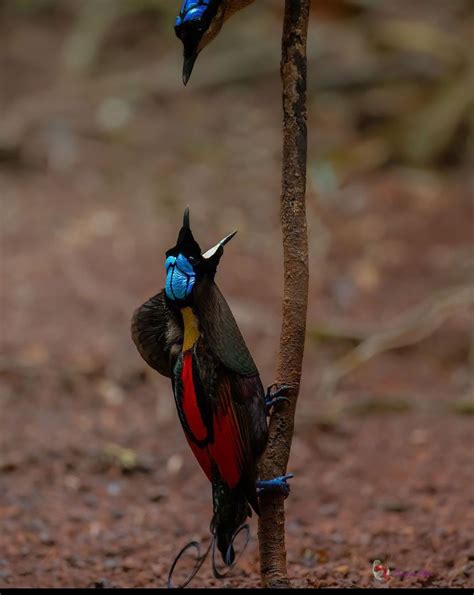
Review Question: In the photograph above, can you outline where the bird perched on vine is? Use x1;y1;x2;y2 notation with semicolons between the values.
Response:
175;0;255;84
131;208;291;572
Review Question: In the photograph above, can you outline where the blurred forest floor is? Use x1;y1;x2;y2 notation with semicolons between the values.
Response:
0;0;473;588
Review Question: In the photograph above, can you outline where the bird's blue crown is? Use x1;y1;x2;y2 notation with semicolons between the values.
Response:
165;254;196;301
175;0;211;27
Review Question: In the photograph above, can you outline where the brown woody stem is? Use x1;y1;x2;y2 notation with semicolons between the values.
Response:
258;0;310;588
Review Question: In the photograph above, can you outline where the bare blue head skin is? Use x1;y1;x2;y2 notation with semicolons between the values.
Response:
165;208;237;304
174;0;220;84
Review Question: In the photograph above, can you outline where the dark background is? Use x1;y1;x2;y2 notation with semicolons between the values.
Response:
1;0;473;588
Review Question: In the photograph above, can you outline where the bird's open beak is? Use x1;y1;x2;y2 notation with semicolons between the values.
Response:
182;51;198;86
202;231;237;260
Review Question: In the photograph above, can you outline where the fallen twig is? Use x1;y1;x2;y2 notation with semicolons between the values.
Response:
321;284;474;396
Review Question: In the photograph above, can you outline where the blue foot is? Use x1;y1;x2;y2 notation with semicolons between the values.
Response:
256;473;294;499
265;384;290;415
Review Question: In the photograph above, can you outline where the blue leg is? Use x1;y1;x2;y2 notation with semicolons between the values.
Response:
265;384;290;415
256;473;294;498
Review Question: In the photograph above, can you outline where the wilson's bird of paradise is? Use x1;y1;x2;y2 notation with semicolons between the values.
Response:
131;208;292;575
175;0;255;84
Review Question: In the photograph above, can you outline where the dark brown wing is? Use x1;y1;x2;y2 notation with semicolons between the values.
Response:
202;365;266;515
228;372;268;513
131;290;182;378
230;373;268;459
193;277;257;377
193;279;268;512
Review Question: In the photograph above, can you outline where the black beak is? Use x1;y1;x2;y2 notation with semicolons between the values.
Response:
182;51;198;86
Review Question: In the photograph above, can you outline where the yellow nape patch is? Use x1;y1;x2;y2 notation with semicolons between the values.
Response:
181;307;199;351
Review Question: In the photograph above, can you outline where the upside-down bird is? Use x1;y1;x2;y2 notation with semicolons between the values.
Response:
175;0;255;84
131;208;291;567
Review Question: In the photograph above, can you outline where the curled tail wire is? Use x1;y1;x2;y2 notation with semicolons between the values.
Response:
211;523;249;579
167;538;211;589
167;523;250;588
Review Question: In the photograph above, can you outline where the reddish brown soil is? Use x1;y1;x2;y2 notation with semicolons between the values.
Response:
1;4;473;589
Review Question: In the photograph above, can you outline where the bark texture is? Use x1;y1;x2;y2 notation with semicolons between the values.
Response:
258;0;310;588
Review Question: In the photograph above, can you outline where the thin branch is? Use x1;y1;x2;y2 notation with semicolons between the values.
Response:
258;0;310;588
